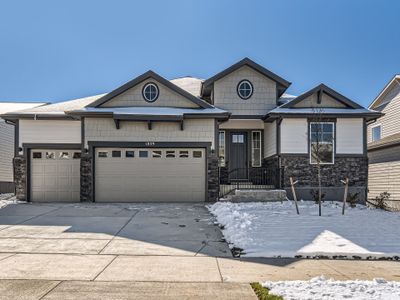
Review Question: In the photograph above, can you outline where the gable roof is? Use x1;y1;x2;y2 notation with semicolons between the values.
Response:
280;83;363;109
87;70;213;109
201;57;291;97
368;75;400;110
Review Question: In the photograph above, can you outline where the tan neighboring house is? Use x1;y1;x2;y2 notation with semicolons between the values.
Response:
368;75;400;210
0;102;47;193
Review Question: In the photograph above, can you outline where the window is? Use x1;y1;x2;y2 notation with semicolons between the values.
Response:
152;150;162;158
237;80;253;100
219;131;226;167
252;131;261;167
372;125;381;142
98;151;108;158
193;151;202;158
232;134;244;143
46;152;55;159
166;150;176;158
126;150;135;158
32;152;42;159
73;152;81;159
310;122;334;164
139;150;148;158
112;150;121;158
142;82;159;102
179;150;189;158
59;152;70;159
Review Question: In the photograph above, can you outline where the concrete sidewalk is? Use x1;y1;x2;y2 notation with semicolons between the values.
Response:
0;280;258;300
0;254;399;299
0;253;399;283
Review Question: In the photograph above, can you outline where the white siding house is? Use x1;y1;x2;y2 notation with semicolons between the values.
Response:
368;75;400;210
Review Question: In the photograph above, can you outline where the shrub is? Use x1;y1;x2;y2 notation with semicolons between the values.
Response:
374;192;390;210
347;192;359;208
310;189;325;204
250;282;283;300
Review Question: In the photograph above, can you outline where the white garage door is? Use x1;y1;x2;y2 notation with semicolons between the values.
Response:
30;149;81;202
95;148;206;202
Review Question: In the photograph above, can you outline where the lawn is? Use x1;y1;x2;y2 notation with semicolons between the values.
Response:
208;200;400;259
262;276;400;300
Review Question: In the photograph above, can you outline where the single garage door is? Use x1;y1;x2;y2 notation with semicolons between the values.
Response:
95;148;206;202
30;149;81;202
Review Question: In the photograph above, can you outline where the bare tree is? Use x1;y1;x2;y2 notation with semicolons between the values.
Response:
310;107;333;216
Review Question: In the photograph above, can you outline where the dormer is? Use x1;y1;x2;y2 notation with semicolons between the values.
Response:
201;58;291;117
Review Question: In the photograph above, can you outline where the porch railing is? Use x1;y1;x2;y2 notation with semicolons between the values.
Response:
219;167;284;198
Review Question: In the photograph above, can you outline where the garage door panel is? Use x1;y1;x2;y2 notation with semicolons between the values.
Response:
95;148;206;202
30;149;81;202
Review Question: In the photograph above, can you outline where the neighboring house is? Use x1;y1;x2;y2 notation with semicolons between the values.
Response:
0;102;47;193
367;75;400;210
0;58;380;203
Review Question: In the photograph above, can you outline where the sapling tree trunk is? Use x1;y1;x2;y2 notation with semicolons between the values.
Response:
311;107;327;217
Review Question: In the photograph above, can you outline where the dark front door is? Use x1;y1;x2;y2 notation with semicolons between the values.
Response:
229;132;248;180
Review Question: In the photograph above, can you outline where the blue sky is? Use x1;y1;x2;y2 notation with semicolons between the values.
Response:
0;0;399;107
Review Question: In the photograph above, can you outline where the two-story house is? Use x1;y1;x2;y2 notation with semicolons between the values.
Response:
368;75;400;210
1;58;380;203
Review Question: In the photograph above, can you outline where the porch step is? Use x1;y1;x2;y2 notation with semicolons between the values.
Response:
223;189;287;202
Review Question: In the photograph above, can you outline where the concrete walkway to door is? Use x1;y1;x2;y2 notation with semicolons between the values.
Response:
0;202;398;299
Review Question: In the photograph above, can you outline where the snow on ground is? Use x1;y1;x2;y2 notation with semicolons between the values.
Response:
208;201;400;259
263;276;400;300
0;194;21;209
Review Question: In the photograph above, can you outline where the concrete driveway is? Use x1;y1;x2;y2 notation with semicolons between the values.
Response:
0;203;399;299
0;202;232;257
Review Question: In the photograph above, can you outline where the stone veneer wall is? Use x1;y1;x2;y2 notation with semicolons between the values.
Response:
207;152;219;202
280;155;368;188
280;155;368;202
80;155;92;202
13;156;26;200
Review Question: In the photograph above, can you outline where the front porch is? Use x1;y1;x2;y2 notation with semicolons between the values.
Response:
217;120;282;198
218;166;283;198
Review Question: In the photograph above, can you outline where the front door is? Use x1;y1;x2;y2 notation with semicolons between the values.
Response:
229;132;248;180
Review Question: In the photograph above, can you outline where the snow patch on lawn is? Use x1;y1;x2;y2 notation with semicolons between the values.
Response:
263;276;400;300
0;194;22;209
208;201;400;259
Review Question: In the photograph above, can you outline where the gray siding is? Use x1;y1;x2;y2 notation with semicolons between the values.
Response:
101;78;198;108
293;93;347;108
84;118;216;149
213;66;277;115
0;119;14;183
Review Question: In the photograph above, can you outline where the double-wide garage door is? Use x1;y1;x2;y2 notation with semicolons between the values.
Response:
30;149;81;202
95;148;206;202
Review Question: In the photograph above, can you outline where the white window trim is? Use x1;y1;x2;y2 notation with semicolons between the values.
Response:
251;130;262;167
143;83;159;102
237;80;253;99
219;131;226;167
309;122;335;165
371;123;382;142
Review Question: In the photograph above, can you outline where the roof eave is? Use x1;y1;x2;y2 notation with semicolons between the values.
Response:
0;113;76;120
